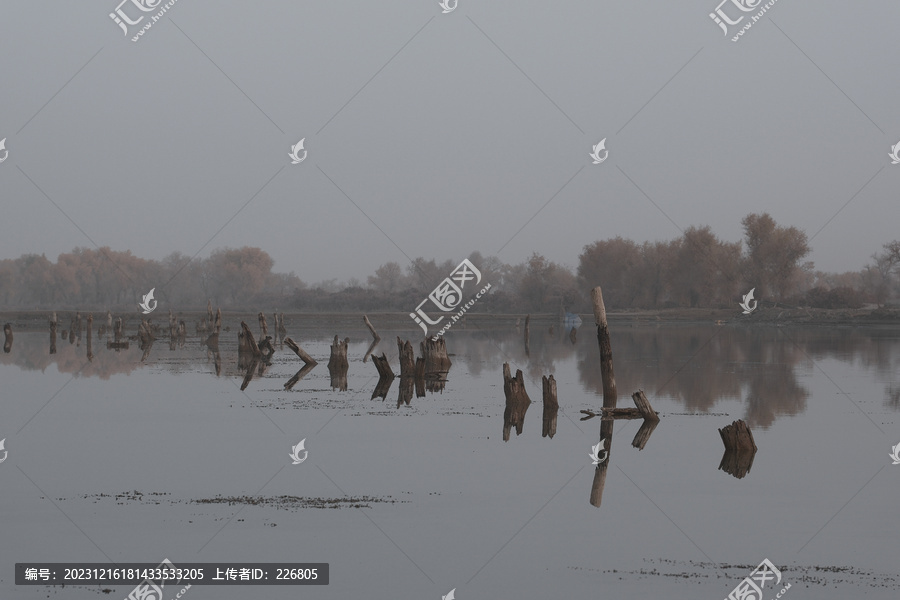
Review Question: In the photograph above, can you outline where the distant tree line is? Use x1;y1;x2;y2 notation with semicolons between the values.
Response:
0;213;898;312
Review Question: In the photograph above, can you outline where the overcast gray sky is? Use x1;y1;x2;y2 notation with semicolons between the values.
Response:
1;0;898;284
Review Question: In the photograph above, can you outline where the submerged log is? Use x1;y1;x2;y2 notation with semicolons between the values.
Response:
284;337;317;365
502;363;531;441
328;335;349;370
397;337;415;377
3;323;12;353
718;419;757;453
591;287;617;407
542;375;559;438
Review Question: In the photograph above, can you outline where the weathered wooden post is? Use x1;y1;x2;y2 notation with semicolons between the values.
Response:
239;321;261;357
207;300;214;331
719;420;757;478
719;419;757;452
214;308;222;334
542;374;558;438
421;337;451;371
502;363;531;441
3;323;12;353
591;287;617;408
397;337;415;377
284;337;317;366
328;336;349;370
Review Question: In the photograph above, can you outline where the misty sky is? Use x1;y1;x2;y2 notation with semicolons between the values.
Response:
1;1;898;285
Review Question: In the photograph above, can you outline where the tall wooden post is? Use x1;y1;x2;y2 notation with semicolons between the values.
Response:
591;287;617;408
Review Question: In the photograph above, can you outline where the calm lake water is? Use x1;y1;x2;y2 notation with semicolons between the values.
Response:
1;314;899;599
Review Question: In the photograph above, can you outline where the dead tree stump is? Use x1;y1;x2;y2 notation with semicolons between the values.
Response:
591;287;617;408
372;353;394;378
285;337;317;365
414;357;426;398
3;323;12;353
259;312;268;339
397;337;415;377
328;335;349;370
631;390;659;422
421;337;451;371
719;419;757;453
502;363;532;441
239;321;261;357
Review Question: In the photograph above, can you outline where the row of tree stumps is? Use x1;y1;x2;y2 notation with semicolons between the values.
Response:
370;336;452;406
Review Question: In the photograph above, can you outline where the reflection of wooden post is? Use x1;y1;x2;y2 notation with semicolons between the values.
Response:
215;308;222;334
524;314;531;355
284;362;316;390
329;363;349;391
284;337;316;365
591;287;617;408
719;419;757;452
414;357;426;398
631;419;658;450
542;375;558;438
328;336;349;370
49;312;57;355
569;327;577;344
590;418;615;507
3;323;12;353
86;314;93;360
502;363;532;441
106;310;112;337
371;353;395;401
